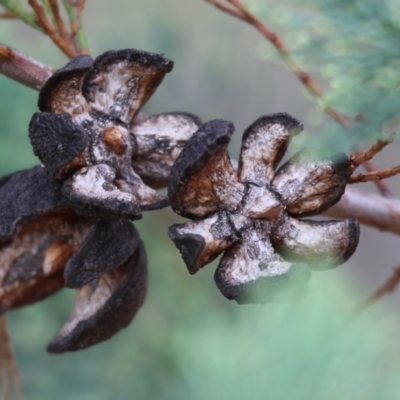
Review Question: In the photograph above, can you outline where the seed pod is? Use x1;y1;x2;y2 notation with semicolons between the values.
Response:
0;166;148;351
47;236;147;353
29;49;201;219
168;113;359;304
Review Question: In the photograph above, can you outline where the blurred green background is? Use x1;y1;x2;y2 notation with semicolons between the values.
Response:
2;0;400;399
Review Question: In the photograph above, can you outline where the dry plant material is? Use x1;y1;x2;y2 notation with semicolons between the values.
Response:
205;0;393;197
168;113;360;304
0;166;147;353
0;0;396;382
28;49;201;218
0;47;201;353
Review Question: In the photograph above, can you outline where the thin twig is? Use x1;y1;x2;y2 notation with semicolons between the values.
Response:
206;0;245;19
357;266;400;313
62;0;89;54
48;0;71;45
0;316;23;400
62;0;78;50
351;136;394;168
358;159;393;196
225;0;324;97
324;107;350;128
0;42;53;90
350;138;397;197
75;0;89;54
350;164;400;183
28;0;77;58
206;0;393;197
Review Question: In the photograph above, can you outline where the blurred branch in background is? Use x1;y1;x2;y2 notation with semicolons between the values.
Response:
0;42;53;90
325;188;400;236
0;11;15;19
0;316;22;400
322;136;400;236
357;266;400;313
205;0;394;197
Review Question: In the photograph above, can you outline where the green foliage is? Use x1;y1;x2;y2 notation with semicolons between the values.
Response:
253;0;400;156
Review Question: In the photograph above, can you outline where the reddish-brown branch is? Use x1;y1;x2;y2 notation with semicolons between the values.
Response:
66;3;80;51
206;0;245;18
350;164;400;183
357;266;400;312
229;0;288;49
0;11;16;19
324;107;350;128
28;0;77;58
76;0;87;13
350;137;395;196
220;0;326;99
75;0;87;53
206;0;393;197
0;42;53;90
354;157;393;196
63;0;89;54
0;316;22;400
351;137;394;168
48;0;71;45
